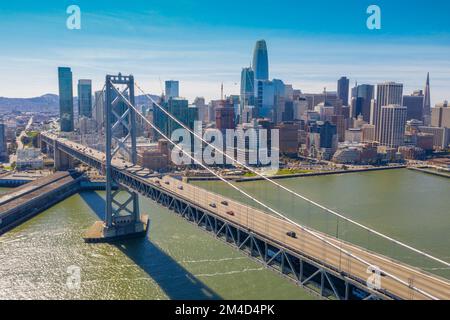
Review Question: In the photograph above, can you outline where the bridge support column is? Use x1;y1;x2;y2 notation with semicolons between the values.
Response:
84;73;148;243
54;145;73;171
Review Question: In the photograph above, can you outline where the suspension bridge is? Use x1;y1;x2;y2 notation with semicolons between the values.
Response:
40;74;450;300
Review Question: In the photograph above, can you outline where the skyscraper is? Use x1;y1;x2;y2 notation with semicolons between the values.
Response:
379;105;407;148
403;90;424;121
252;40;269;81
423;73;431;126
78;79;92;118
337;76;350;106
351;84;374;121
93;90;105;130
58;67;74;132
372;82;403;140
165;80;179;99
0;121;7;162
256;80;275;119
240;67;255;110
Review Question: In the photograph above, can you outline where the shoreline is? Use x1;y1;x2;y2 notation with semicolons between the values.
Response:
185;165;407;182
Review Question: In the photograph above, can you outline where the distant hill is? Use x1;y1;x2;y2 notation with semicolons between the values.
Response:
0;93;160;113
0;94;60;112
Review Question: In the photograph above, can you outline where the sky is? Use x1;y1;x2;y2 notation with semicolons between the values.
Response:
1;0;450;105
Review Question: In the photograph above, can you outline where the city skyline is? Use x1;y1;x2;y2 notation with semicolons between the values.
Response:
0;1;450;105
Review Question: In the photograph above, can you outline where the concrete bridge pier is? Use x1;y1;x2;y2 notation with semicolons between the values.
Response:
54;142;74;171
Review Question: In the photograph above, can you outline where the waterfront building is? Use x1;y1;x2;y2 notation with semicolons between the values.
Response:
77;79;92;118
418;126;450;150
58;67;74;132
275;122;300;155
345;128;362;143
307;121;338;160
361;124;376;142
337;76;350;106
137;139;169;171
16;148;44;170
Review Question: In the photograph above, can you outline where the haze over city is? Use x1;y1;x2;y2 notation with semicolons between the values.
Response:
1;0;450;105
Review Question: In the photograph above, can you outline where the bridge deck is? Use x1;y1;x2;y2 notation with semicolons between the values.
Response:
41;132;450;300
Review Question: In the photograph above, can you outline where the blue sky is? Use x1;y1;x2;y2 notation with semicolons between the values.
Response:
1;0;450;105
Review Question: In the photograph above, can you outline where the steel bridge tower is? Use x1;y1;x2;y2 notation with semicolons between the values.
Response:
84;73;148;242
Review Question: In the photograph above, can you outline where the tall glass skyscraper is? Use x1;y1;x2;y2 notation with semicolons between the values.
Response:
78;79;92;118
58;67;74;132
351;84;374;121
240;67;255;110
165;80;179;99
337;76;350;106
252;40;269;81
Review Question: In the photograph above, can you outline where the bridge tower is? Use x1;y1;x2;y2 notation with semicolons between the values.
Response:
84;73;148;242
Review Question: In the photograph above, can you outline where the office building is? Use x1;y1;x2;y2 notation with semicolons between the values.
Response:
216;104;235;132
403;90;424;121
240;67;255;111
165;80;179;99
431;101;450;128
93;90;105;130
58;67;74;132
379;105;407;148
351;84;374;122
252;40;269;81
0;122;7;162
78;79;92;118
337;76;350;106
372;82;403;140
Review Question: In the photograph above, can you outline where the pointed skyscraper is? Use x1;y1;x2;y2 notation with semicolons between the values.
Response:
423;73;431;126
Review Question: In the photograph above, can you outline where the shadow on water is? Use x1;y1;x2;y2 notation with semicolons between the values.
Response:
79;191;222;300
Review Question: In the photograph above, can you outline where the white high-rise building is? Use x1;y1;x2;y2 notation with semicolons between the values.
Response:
372;82;403;140
379;104;407;148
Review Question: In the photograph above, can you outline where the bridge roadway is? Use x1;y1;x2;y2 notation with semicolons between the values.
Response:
41;132;450;300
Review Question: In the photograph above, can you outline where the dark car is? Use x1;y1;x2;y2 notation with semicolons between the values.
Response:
209;203;217;208
286;231;297;239
221;200;229;206
226;211;235;216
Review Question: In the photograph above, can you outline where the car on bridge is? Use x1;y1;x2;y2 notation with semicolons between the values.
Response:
286;231;297;239
221;200;229;206
226;211;235;216
209;203;217;208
